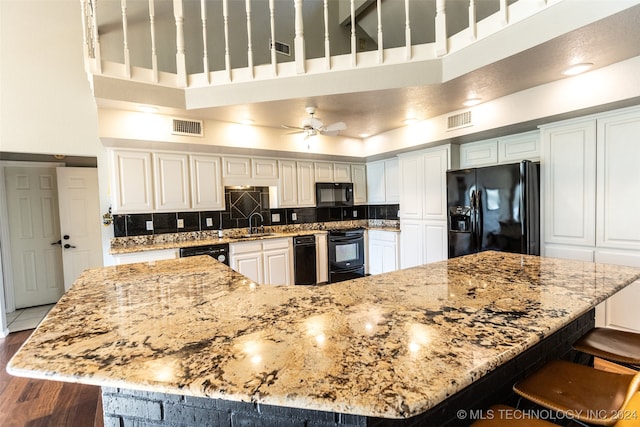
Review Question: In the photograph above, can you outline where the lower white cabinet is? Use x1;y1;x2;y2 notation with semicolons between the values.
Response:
400;220;447;269
595;249;640;332
112;249;179;265
316;233;328;284
368;230;399;275
230;238;292;285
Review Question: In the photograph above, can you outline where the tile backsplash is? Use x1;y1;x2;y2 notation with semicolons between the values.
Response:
113;202;399;238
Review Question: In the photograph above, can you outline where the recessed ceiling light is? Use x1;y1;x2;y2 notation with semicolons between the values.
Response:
138;105;158;114
359;133;370;138
562;63;594;76
239;119;254;125
403;117;419;125
463;98;482;107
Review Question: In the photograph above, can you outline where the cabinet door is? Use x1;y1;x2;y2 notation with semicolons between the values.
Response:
366;160;385;204
263;249;291;285
231;252;263;284
111;150;153;213
460;139;498;168
399;155;423;219
351;164;367;205
384;158;400;203
334;163;351;183
253;158;278;179
154;152;190;211
190;155;224;210
423;220;447;264
223;157;251;179
498;131;540;163
597;110;640;250
400;219;423;269
542;120;596;246
368;239;384;275
278;160;298;208
314;162;334;182
315;233;328;284
297;161;315;206
422;148;449;220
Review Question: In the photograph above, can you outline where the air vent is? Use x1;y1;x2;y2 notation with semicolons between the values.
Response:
172;118;203;137
269;39;291;56
447;110;473;131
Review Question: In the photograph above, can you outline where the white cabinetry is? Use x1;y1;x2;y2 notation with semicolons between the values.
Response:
399;145;455;269
541;107;640;332
230;238;292;285
460;139;497;168
112;249;179;265
366;158;399;204
223;157;278;182
351;164;367;205
314;162;334;182
190;155;224;210
459;131;540;168
297;161;315;206
334;163;352;183
278;160;315;208
110;150;153;213
368;230;399;275
153;152;190;212
315;233;328;284
252;158;278;179
222;157;251;179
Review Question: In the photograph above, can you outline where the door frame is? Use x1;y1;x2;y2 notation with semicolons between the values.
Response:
0;161;65;314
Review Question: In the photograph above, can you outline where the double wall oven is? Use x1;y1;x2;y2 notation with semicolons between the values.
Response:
327;229;365;283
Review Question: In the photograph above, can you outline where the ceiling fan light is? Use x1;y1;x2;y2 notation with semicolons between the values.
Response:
562;62;593;76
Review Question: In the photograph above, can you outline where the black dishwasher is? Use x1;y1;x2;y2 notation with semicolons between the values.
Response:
179;243;229;265
293;235;317;285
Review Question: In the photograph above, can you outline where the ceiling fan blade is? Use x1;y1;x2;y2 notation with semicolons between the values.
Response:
282;124;305;131
285;130;304;135
320;130;340;136
323;121;347;132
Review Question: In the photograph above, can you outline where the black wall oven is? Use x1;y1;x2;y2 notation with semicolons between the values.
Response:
328;229;365;283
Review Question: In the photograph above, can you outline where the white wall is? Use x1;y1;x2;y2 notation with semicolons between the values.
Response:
0;0;114;332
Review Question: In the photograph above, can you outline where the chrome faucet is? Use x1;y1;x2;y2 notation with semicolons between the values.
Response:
248;212;264;235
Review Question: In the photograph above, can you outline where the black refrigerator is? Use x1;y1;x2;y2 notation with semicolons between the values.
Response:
446;160;540;258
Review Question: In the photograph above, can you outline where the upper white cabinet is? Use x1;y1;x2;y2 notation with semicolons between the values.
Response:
333;163;351;183
422;149;449;220
223;157;278;182
314;162;334;182
252;158;278;179
366;158;399;205
190;155;224;211
460;139;497;168
111;150;153;213
459;130;540;168
542;119;597;247
351;164;367;205
222;157;251;179
153;152;190;212
278;160;315;208
297;161;315;207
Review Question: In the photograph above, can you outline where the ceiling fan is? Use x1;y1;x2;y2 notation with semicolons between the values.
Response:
283;107;347;139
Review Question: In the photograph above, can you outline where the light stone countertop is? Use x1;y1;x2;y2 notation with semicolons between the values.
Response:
8;252;640;419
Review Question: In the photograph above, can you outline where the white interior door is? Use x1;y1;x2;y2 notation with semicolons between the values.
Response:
4;166;64;308
56;167;103;290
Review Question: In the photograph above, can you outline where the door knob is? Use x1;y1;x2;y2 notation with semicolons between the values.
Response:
63;244;76;249
51;240;61;246
63;235;70;240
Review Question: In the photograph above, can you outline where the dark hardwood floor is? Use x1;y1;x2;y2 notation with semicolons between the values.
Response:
1;330;102;427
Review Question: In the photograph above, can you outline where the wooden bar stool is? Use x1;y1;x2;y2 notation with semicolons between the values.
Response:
512;360;640;426
573;327;640;369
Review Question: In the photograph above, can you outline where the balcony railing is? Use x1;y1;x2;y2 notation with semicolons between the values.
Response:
80;0;554;89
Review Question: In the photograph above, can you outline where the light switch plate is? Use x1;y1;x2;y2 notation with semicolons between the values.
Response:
272;213;281;222
146;220;154;231
206;217;213;227
177;219;184;228
291;212;297;221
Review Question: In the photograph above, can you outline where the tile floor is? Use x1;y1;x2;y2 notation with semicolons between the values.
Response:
6;304;54;333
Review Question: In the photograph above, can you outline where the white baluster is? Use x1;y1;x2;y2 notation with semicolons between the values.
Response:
121;0;130;78
174;0;187;87
223;0;231;81
201;0;209;83
376;0;383;63
294;0;305;73
80;0;90;62
468;0;476;41
91;0;102;73
245;0;253;78
149;0;158;83
435;0;447;57
350;0;356;67
324;0;330;70
404;0;411;60
269;0;277;75
500;0;508;26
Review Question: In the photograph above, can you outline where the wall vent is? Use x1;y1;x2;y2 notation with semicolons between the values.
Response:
447;110;473;131
269;39;291;56
172;118;203;137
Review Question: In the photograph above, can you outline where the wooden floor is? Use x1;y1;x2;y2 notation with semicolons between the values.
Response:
0;330;102;427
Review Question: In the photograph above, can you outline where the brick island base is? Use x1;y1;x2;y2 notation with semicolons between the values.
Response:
102;310;594;427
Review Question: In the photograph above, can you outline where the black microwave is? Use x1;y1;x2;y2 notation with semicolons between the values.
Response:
315;182;354;207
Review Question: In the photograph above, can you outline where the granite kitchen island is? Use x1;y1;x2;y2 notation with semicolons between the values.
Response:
8;252;640;426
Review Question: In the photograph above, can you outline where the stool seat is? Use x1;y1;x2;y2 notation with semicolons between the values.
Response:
513;360;640;426
574;327;640;367
470;405;558;426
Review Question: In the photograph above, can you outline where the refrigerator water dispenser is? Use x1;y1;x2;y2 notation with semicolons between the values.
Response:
449;206;472;232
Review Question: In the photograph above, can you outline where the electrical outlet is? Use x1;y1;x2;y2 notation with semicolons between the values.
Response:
291;212;297;221
206;217;213;227
177;219;184;228
352;210;358;218
272;213;281;223
146;220;154;231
